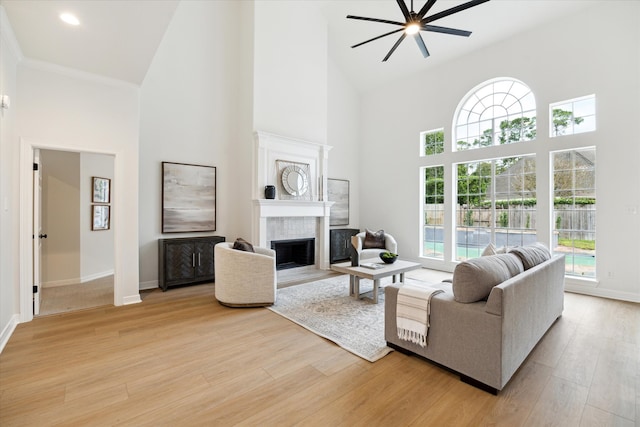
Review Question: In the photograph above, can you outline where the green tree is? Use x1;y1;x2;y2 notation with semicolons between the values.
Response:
552;109;584;136
498;116;537;144
424;130;444;155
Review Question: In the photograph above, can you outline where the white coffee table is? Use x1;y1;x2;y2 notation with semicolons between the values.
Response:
331;259;421;303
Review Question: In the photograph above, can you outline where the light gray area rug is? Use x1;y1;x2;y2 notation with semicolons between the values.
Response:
268;274;426;362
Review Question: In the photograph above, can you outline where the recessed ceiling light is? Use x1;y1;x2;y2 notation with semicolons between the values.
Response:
59;13;80;26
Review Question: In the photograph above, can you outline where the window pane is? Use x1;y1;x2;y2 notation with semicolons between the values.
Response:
552;148;596;277
550;95;596;137
455;79;537;151
456;155;536;261
423;166;445;259
422;128;444;156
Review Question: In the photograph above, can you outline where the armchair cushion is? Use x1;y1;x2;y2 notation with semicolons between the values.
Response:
233;237;255;252
363;229;386;249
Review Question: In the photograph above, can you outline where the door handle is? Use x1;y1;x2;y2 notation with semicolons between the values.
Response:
198;253;201;266
39;234;48;239
192;253;196;267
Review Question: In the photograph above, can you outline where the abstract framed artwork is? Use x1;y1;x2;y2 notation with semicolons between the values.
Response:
92;177;111;203
327;178;349;226
162;162;216;233
92;205;110;231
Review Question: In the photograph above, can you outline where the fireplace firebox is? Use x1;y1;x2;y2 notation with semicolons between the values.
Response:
271;238;315;270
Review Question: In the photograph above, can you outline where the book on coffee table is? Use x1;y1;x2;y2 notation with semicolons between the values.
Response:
360;262;384;270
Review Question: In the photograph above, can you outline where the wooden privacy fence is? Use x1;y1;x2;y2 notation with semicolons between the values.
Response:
424;204;595;238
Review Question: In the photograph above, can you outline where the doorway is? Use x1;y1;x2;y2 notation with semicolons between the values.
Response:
35;149;115;316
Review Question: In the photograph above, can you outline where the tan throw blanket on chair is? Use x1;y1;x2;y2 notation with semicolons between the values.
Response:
396;283;444;347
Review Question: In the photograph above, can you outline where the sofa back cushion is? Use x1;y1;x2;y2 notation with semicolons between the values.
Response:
452;253;524;303
508;243;551;270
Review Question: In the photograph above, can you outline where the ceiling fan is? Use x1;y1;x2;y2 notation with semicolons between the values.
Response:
347;0;490;62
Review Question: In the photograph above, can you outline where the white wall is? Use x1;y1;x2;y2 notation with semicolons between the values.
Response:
138;0;252;288
16;62;141;315
358;2;640;301
253;1;328;145
0;6;21;350
80;152;114;281
327;57;360;230
40;149;81;285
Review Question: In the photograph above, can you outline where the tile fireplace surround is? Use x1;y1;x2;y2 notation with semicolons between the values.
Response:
251;131;333;269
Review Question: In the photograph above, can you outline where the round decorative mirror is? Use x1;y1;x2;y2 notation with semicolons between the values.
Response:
281;165;309;196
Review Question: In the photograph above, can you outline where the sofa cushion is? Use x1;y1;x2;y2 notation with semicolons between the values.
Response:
363;229;386;249
508;243;551;270
233;238;255;252
453;253;524;303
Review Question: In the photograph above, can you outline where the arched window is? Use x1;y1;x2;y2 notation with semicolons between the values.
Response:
454;79;536;151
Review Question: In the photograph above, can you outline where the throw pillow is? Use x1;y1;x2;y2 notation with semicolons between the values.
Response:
482;243;509;256
481;243;497;256
508;243;551;270
233;238;255;252
363;229;386;249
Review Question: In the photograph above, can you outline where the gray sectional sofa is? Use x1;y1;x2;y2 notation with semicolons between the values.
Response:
385;245;565;393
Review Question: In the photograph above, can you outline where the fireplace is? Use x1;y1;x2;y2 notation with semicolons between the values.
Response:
252;131;334;269
271;238;315;270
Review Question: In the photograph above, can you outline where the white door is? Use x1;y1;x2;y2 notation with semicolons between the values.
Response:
33;149;42;315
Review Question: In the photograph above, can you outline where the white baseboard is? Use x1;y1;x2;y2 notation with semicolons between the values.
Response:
81;270;114;283
122;295;142;305
43;278;80;288
139;280;158;291
0;314;20;354
43;270;114;288
565;284;640;303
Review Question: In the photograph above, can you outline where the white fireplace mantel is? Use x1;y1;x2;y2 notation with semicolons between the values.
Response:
251;131;334;269
253;199;334;219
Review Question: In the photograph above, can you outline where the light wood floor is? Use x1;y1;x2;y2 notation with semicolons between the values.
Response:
1;270;638;426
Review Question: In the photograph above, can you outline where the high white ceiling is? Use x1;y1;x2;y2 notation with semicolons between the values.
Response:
1;0;597;90
1;0;179;85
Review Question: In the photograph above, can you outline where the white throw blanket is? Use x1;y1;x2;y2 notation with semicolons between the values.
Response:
396;283;443;347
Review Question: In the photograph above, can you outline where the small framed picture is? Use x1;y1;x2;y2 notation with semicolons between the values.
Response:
92;205;110;231
92;177;111;204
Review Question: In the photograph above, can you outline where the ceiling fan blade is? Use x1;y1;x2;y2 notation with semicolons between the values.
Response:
417;0;438;19
414;33;430;58
383;33;407;62
422;24;472;37
351;28;405;48
422;0;490;24
346;15;405;27
396;0;411;20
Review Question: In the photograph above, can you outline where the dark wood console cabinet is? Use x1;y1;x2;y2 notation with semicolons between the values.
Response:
158;236;225;291
329;228;360;264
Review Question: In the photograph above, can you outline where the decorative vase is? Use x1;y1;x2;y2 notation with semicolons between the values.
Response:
350;247;360;266
265;185;276;199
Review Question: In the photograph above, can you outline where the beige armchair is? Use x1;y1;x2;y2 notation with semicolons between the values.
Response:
214;242;277;307
351;230;398;261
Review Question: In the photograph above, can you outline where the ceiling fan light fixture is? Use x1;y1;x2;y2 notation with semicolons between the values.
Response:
347;0;490;61
59;12;80;26
405;22;420;35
